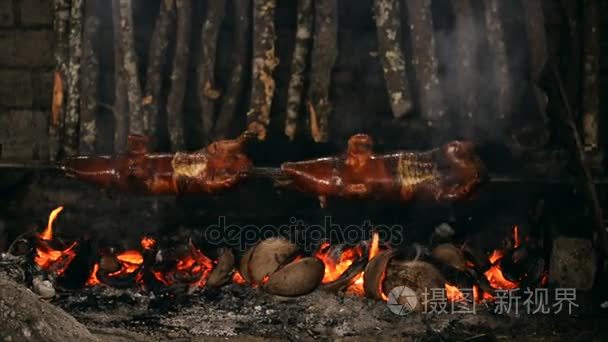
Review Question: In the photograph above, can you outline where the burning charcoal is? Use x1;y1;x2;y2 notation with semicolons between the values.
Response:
32;275;55;299
239;237;299;284
432;244;466;271
99;254;121;274
549;237;597;290
320;257;367;293
263;257;325;297
206;248;235;288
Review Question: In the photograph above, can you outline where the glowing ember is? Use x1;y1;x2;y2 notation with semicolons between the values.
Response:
513;225;520;248
346;231;381;295
484;265;518;289
488;249;504;264
484;248;518;290
108;250;144;276
445;283;465;302
153;242;214;287
315;242;363;284
86;263;101;286
141;237;156;250
39;206;63;241
232;271;246;285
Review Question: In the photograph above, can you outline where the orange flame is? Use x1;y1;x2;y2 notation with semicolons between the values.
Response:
86;263;101;286
232;271;247;285
141;237;156;250
108;250;144;277
34;206;77;275
513;225;520;248
39;206;63;241
488;249;504;264
315;242;363;284
484;265;518;289
484;248;518;289
445;283;465;302
346;231;381;296
152;242;214;287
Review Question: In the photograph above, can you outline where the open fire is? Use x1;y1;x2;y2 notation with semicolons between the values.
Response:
30;206;540;306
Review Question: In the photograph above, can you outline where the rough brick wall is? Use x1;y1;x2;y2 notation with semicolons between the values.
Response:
0;0;53;160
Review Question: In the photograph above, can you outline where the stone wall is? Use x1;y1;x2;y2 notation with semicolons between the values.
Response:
0;0;53;160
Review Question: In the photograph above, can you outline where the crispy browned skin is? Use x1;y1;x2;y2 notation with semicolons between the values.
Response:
280;134;485;202
60;135;252;194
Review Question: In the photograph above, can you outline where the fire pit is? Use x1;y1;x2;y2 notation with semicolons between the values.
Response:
1;0;607;340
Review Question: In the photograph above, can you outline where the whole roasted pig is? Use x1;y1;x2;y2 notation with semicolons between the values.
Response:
280;134;485;202
60;134;252;194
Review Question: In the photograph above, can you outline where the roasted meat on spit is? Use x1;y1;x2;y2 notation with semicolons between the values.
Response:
280;134;485;202
59;134;252;194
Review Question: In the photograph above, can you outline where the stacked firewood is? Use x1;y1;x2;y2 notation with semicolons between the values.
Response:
49;0;601;161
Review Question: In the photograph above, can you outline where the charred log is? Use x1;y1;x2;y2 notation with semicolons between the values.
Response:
79;3;101;154
373;0;411;119
451;0;477;126
307;0;338;143
144;0;176;151
247;0;279;141
522;0;549;118
198;0;227;145
112;0;129;152
483;0;512;121
117;0;145;136
64;0;84;156
405;0;445;123
581;0;600;155
214;0;252;140
284;0;313;141
50;0;71;160
167;0;193;151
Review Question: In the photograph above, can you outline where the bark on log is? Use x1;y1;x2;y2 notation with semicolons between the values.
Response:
452;0;477;123
198;0;227;145
405;0;445;124
117;0;145;136
214;0;252;140
483;0;512;121
50;0;71;160
247;0;279;141
79;2;101;154
581;0;600;153
560;0;582;113
522;0;549;118
307;0;338;143
64;0;84;156
0;274;97;342
166;0;193;151
284;0;313;141
373;0;411;119
144;0;175;151
112;0;129;152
